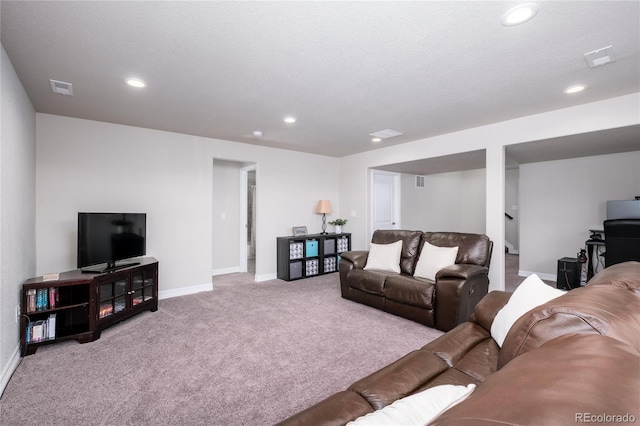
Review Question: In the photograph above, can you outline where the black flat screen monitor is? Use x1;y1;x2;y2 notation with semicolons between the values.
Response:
77;212;146;272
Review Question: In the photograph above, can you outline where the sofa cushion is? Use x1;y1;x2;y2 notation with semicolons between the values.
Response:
275;390;374;426
586;260;640;292
423;232;492;267
347;384;475;426
498;283;640;369
349;350;450;410
371;230;423;275
430;334;640;426
421;322;499;383
364;240;403;273
490;274;566;347
414;242;459;280
385;275;435;309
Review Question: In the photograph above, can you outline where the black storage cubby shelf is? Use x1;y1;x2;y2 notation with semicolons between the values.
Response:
277;233;351;281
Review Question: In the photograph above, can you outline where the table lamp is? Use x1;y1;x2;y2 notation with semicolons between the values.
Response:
316;200;332;234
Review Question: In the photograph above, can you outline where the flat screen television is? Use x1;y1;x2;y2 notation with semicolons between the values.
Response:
77;212;146;273
607;200;640;220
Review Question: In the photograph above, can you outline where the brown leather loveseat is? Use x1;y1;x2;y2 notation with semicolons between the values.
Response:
278;261;640;426
339;230;493;332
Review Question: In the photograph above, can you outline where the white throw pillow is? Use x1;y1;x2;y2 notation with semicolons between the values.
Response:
363;240;403;273
347;384;476;426
491;274;566;347
413;241;459;280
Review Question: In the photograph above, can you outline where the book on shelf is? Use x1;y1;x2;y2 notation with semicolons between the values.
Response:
25;313;57;344
49;287;58;309
26;289;37;313
48;313;57;339
28;287;58;312
31;320;45;342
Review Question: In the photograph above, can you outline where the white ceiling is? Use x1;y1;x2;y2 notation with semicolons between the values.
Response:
2;1;639;163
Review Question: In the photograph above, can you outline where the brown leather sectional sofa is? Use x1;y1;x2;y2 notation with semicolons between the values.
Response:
339;230;493;331
277;261;640;425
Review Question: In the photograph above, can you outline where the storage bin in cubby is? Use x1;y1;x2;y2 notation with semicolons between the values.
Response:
306;259;319;276
324;238;336;255
337;236;349;253
290;261;303;279
324;256;337;273
306;239;319;257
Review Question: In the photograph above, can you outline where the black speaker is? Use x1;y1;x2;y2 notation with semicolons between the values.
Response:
557;257;581;290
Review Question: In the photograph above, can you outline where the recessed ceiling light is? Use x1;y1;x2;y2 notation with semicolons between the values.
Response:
501;3;539;26
371;138;382;143
564;84;587;94
284;116;296;124
252;130;263;138
125;78;146;88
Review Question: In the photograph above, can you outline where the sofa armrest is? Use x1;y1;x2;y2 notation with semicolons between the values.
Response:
436;264;487;281
469;291;511;333
434;264;490;332
340;251;369;269
339;251;369;298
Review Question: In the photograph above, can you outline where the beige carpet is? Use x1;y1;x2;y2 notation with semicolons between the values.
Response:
1;273;443;426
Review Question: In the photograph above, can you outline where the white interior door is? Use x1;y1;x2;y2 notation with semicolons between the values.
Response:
370;170;401;237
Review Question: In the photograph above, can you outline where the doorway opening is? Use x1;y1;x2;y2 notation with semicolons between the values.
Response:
240;165;257;275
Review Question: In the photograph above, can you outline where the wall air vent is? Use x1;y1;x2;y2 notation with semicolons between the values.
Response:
49;79;73;96
415;175;425;188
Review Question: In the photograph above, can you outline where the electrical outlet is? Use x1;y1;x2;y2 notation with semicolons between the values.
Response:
15;305;20;323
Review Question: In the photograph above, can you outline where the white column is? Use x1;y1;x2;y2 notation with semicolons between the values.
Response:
486;145;505;291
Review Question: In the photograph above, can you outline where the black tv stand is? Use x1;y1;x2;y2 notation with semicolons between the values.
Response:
81;261;141;274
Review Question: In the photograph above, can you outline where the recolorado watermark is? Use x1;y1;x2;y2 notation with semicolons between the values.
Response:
576;413;636;423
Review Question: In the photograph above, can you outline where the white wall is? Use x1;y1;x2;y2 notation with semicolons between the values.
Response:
401;169;486;233
339;93;640;291
35;114;340;292
0;45;36;395
519;151;640;279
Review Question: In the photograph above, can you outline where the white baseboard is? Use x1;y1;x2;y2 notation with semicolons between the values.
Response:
504;241;519;254
158;282;213;300
255;273;277;282
0;343;21;398
518;270;557;282
212;266;240;276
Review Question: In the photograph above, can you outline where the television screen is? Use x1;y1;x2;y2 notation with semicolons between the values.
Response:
77;212;146;271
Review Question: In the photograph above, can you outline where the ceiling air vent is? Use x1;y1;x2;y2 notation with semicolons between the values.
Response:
584;46;616;68
415;175;425;188
369;129;403;140
49;79;73;96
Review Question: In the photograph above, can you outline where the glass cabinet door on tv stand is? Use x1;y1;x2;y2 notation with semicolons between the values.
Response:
94;261;158;330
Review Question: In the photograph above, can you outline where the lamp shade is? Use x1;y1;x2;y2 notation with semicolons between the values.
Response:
316;200;333;214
